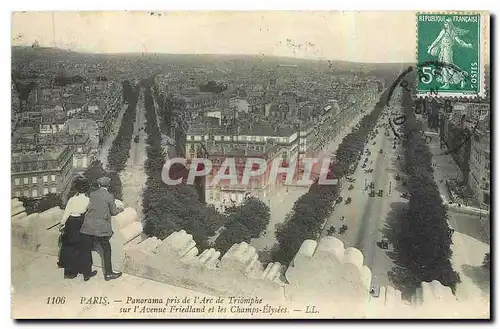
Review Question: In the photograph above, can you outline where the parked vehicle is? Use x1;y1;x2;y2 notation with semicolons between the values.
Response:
377;237;389;250
134;135;139;143
377;190;384;197
345;197;352;205
372;141;376;145
336;196;343;204
348;184;354;190
369;190;376;197
379;149;383;154
370;182;375;189
395;174;401;181
401;192;410;199
361;163;366;168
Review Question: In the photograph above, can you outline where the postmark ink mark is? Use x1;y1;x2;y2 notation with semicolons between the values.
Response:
385;65;481;156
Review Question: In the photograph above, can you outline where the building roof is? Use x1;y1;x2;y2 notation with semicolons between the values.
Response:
12;146;70;163
207;143;280;158
13;132;89;148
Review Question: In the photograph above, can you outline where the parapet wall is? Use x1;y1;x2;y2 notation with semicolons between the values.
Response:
10;198;486;318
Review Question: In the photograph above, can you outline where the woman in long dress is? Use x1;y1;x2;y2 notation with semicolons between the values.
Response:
427;18;473;89
58;176;91;279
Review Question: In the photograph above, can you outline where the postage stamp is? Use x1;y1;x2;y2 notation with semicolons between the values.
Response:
416;12;486;98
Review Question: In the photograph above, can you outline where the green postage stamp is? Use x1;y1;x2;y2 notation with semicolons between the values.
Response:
416;12;486;98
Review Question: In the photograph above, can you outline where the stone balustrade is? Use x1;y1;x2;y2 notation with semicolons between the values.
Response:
11;198;144;272
10;198;488;318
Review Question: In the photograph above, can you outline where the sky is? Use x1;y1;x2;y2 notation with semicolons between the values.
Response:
10;11;487;63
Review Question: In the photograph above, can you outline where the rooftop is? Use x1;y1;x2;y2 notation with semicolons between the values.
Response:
207;143;281;158
12;146;70;163
12;132;89;149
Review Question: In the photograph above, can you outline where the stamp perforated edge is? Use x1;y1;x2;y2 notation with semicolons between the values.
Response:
414;11;488;100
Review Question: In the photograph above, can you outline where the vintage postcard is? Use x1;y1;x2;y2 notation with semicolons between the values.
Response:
10;11;490;319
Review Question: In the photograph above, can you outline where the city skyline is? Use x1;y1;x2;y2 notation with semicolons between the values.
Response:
12;11;420;63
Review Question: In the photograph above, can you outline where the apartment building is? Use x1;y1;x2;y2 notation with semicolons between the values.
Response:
468;115;491;210
204;143;287;213
11;146;74;199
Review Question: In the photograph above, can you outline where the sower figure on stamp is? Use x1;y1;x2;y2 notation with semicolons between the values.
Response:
79;176;124;281
427;18;473;89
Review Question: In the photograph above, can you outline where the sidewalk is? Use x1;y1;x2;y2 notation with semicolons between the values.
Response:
427;139;490;218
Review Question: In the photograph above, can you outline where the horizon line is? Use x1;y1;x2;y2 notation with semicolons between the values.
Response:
12;45;416;65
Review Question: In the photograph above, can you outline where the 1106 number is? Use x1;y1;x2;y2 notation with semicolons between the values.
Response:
47;296;66;304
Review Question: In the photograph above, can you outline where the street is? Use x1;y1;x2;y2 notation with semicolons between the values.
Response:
249;109;371;253
319;92;405;287
119;91;148;219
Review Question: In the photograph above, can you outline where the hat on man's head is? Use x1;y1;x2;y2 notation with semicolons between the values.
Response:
97;176;111;187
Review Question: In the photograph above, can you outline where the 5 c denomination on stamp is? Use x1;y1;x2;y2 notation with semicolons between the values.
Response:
416;12;486;98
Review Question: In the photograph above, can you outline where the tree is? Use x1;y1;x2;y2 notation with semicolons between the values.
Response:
83;160;107;186
16;193;62;215
108;171;123;201
225;197;270;238
69;159;123;200
36;193;62;212
386;88;460;297
16;196;37;215
214;221;252;255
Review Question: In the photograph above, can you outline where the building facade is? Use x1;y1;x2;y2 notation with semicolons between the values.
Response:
468;115;491;210
11;146;74;199
204;144;286;212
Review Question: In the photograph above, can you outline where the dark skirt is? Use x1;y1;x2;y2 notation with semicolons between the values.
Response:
58;214;84;276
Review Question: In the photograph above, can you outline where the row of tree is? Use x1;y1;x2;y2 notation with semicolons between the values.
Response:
141;85;225;250
107;83;141;173
152;83;173;134
271;91;389;265
387;88;459;298
334;97;387;177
